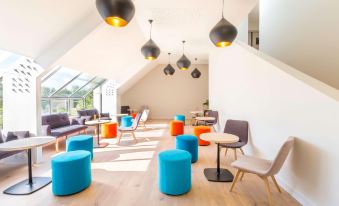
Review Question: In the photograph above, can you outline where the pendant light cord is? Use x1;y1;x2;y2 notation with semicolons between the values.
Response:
168;53;171;63
222;0;224;18
182;40;186;54
149;19;153;39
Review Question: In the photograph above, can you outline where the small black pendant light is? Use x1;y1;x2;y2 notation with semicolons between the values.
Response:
96;0;135;27
209;0;238;47
141;20;161;60
191;58;201;78
177;40;191;70
163;53;175;76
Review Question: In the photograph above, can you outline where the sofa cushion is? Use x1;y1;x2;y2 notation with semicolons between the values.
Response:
42;113;70;129
78;109;99;119
0;150;22;160
4;131;30;142
51;125;87;137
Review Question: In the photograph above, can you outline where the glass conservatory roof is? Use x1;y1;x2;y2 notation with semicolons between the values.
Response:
41;67;106;98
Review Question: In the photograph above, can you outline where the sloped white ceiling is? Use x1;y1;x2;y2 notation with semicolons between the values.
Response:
0;0;96;59
0;0;258;90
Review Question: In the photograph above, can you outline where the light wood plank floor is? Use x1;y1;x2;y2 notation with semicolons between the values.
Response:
0;121;300;206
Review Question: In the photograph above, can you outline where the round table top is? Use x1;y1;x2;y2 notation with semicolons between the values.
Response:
195;116;216;121
85;119;111;125
0;136;55;152
111;113;128;117
190;111;203;114
200;133;239;144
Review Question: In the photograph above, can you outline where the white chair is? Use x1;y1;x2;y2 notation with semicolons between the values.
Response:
139;109;150;128
118;113;142;143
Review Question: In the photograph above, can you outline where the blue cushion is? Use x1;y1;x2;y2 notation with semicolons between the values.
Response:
52;150;91;196
158;149;191;195
66;135;94;160
176;135;198;163
121;116;133;127
174;115;185;124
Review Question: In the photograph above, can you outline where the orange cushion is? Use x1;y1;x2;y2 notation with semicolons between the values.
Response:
194;126;211;146
101;122;117;138
170;120;184;136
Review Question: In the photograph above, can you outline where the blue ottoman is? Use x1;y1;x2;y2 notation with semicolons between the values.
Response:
67;135;93;160
174;114;185;125
52;150;92;196
158;149;191;195
176;135;198;163
121;116;133;127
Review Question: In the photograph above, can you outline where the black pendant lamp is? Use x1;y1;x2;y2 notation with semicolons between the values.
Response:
163;53;175;76
96;0;135;27
191;58;201;78
141;20;161;60
209;0;238;47
177;40;191;70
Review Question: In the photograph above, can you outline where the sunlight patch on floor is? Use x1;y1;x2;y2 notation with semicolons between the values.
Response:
92;159;152;172
115;151;155;161
94;141;159;153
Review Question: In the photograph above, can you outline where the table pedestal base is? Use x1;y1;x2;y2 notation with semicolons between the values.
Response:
3;177;51;195
94;142;109;148
204;168;234;182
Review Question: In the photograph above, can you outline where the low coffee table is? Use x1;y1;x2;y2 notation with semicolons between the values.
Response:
200;133;239;182
85;119;111;148
0;136;55;195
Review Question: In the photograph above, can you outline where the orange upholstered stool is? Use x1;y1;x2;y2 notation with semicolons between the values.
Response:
170;120;184;136
101;122;117;138
194;126;211;146
131;113;137;119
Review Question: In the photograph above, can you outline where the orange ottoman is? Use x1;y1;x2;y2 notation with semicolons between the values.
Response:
101;122;117;138
194;126;211;146
131;113;137;119
170;120;184;136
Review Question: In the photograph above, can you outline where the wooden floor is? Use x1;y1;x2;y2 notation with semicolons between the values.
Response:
0;121;300;206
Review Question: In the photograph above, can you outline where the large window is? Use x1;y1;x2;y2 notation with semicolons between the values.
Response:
41;67;80;97
51;99;68;114
41;67;106;116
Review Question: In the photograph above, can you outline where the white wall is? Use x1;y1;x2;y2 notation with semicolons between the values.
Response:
101;81;118;116
209;43;339;206
260;0;339;90
121;64;209;119
3;57;43;134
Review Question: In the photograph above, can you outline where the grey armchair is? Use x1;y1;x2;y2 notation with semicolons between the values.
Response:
205;110;219;131
220;120;249;160
230;137;295;206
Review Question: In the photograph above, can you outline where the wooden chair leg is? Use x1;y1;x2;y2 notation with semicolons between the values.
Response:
240;148;245;155
117;132;122;144
55;139;59;152
271;176;282;193
224;148;228;156
240;172;245;181
263;177;273;206
230;170;241;192
132;132;137;142
233;149;237;160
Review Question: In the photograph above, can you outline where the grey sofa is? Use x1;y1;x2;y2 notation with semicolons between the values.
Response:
0;131;30;160
41;113;87;138
76;109;111;125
